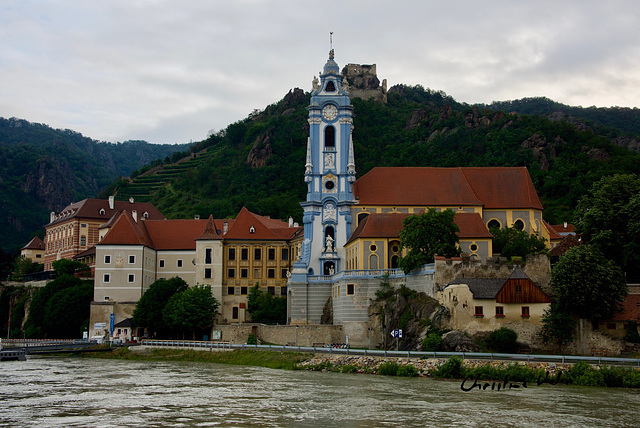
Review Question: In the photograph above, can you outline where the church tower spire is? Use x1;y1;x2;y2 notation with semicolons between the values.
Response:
292;47;355;279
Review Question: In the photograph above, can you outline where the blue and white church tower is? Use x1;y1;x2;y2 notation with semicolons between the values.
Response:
297;48;355;277
289;49;356;322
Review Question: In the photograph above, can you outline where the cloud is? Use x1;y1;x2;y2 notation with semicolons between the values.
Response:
1;1;639;144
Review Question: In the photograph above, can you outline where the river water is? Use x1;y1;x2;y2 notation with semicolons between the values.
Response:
0;356;638;427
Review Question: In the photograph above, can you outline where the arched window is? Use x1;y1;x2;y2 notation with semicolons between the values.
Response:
369;254;379;269
325;81;335;92
487;219;501;230
391;255;399;269
514;219;525;231
324;261;335;275
357;212;369;225
324;126;335;149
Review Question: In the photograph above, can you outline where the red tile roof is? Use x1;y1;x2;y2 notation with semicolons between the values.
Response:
551;223;575;234
99;211;154;247
224;207;301;241
353;167;543;210
22;236;44;250
48;198;165;226
144;219;211;250
346;212;491;244
544;220;563;241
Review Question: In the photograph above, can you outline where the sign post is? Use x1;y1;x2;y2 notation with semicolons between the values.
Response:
390;329;403;351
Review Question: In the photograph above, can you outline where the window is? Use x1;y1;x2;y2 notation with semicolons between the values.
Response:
254;268;261;279
204;268;212;279
324;125;335;148
241;286;248;295
515;285;522;293
325;180;335;190
205;248;212;264
128;274;135;283
228;268;235;278
268;269;275;279
267;286;275;295
474;306;484;317
281;248;289;261
104;296;110;301
232;307;239;320
370;244;377;252
268;248;275;260
254;248;261;260
281;286;287;296
129;255;135;264
487;219;501;230
347;283;355;295
229;248;236;260
241;269;248;278
177;259;183;268
521;306;530;318
514;219;525;231
81;223;87;228
325;81;335;92
159;259;165;268
241;248;248;260
470;243;478;252
104;274;110;283
104;255;111;264
281;269;288;279
228;286;235;295
80;236;86;246
495;306;505;317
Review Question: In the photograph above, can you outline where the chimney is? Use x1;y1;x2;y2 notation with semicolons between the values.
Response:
129;197;134;204
288;216;294;227
132;210;138;223
194;215;200;220
563;222;568;229
223;221;228;235
108;196;114;210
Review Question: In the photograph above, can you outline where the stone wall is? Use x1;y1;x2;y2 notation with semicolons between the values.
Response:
214;323;344;347
434;254;551;289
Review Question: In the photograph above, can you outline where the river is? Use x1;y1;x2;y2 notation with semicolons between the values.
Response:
0;356;638;427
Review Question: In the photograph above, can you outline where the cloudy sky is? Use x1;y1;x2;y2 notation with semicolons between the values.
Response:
1;1;639;144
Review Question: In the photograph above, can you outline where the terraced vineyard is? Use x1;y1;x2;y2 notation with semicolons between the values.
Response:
114;149;217;202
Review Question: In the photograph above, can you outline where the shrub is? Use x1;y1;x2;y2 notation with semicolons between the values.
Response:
397;364;418;377
487;327;518;353
247;333;257;345
399;309;413;330
422;332;443;351
341;365;358;373
433;356;465;379
378;361;399;376
622;370;640;388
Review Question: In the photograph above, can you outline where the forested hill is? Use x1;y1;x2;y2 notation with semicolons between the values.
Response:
112;85;640;231
0;117;189;252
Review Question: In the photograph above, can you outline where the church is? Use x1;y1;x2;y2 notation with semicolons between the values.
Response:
87;49;556;341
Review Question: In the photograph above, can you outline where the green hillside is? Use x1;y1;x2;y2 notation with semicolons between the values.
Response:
0;117;189;252
112;86;640;226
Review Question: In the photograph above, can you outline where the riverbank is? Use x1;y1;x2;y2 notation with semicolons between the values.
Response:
78;345;640;388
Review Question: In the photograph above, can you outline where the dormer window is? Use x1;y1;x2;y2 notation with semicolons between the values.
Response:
143;211;149;218
99;208;106;215
325;81;335;92
250;226;255;234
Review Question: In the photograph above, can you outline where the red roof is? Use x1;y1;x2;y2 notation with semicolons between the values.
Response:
544;220;563;241
48;198;164;226
99;211;154;247
346;212;491;244
353;167;543;210
551;223;575;234
224;207;300;241
22;236;44;250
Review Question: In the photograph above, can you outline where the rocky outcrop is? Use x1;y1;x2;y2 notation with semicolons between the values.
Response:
405;109;428;129
612;136;640;153
246;127;275;168
441;330;480;352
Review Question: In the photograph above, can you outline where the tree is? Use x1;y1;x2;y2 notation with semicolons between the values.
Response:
132;277;188;336
163;285;219;339
490;226;547;259
12;256;43;280
247;284;287;324
551;245;627;320
539;302;577;350
574;174;640;278
398;208;460;273
52;259;88;276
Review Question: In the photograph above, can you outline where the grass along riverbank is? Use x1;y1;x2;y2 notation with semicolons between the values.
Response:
80;346;640;388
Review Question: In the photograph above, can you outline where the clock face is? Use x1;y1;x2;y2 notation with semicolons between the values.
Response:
322;105;338;121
